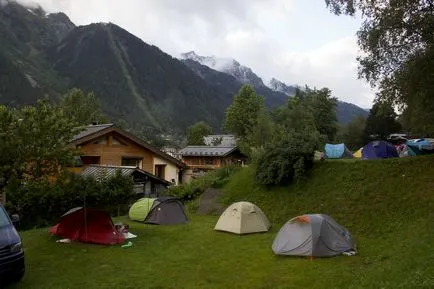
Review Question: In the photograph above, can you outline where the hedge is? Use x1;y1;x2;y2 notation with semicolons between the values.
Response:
5;171;135;229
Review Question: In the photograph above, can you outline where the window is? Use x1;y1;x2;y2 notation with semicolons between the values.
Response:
189;158;200;165
0;206;11;228
154;164;166;179
122;157;142;168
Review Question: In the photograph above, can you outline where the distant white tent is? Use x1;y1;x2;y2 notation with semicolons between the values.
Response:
214;202;271;235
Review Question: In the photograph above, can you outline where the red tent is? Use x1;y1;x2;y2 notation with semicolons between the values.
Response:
49;207;125;245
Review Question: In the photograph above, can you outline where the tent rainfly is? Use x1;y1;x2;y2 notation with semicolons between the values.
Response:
362;141;398;159
272;214;356;257
214;201;271;235
49;207;125;245
324;144;354;159
129;197;188;225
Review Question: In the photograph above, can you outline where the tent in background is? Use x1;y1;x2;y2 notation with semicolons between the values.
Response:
49;207;125;245
395;143;416;157
407;139;434;155
129;198;156;222
324;144;354;159
272;214;356;257
362;140;398;159
214;202;271;235
353;148;363;158
129;197;188;225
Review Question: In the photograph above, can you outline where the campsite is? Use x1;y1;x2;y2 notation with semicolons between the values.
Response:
2;1;434;288
5;155;434;289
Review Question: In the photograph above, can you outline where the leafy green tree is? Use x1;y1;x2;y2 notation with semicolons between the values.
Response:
255;96;321;186
59;88;108;126
294;87;338;142
255;131;316;186
223;85;265;144
0;100;83;201
336;115;366;150
326;0;434;135
0;105;22;202
363;101;401;140
187;121;212;145
274;87;337;144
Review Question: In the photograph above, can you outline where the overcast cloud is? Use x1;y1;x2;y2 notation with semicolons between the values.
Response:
15;0;374;108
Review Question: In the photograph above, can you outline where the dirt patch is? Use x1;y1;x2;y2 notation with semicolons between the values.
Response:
196;188;225;215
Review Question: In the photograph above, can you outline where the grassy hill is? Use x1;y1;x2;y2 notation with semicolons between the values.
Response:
10;156;434;288
220;155;434;287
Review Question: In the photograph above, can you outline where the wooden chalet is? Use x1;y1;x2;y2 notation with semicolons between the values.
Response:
70;124;187;185
179;146;247;180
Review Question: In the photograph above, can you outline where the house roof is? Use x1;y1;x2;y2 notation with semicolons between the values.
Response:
72;123;115;142
80;165;171;186
203;134;236;147
71;124;187;169
179;146;238;157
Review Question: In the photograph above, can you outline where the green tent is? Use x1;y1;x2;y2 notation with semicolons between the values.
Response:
128;197;188;225
129;198;156;222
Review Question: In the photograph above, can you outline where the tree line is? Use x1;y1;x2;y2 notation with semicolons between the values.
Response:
186;82;407;185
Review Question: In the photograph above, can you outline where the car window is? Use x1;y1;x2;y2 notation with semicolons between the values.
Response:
0;206;11;227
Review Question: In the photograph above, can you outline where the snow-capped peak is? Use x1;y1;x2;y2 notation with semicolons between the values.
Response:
268;77;297;96
180;51;265;87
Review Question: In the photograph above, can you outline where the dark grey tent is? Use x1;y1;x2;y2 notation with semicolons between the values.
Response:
272;214;356;257
138;197;188;225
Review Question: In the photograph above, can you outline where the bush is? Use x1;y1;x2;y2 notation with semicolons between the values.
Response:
167;166;241;201
255;136;315;186
5;171;134;229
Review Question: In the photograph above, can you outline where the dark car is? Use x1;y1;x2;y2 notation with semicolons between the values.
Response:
0;204;24;287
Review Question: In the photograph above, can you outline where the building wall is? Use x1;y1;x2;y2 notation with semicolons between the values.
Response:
77;132;184;185
182;156;222;170
181;152;246;182
153;156;180;185
77;132;154;173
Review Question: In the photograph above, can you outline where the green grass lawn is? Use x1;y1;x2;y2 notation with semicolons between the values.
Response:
10;155;434;288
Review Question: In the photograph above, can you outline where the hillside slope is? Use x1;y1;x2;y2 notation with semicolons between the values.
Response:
48;23;229;131
221;156;434;287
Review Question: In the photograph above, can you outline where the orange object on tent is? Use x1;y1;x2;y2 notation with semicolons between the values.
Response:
292;215;311;223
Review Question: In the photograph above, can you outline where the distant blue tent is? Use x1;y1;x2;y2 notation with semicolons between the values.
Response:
324;144;353;159
362;141;398;159
407;139;434;155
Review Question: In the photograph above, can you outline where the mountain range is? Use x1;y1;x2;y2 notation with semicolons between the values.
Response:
0;1;368;137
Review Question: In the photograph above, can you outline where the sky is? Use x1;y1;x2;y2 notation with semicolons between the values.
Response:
15;0;374;108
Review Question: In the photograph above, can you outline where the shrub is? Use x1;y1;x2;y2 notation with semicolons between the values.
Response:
255;136;315;186
5;171;134;229
167;166;241;201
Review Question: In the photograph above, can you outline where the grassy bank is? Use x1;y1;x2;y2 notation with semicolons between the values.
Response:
220;155;434;287
9;156;434;288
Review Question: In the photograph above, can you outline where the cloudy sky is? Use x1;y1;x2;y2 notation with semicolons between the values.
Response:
17;0;374;108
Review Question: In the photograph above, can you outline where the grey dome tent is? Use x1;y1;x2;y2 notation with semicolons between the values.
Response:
272;214;356;257
129;197;188;225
